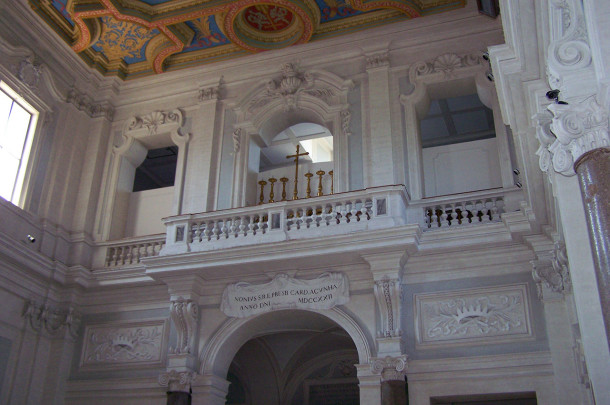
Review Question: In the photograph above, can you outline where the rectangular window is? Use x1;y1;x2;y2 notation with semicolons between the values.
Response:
0;83;38;204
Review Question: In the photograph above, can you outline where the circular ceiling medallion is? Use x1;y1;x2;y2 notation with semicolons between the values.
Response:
243;5;294;32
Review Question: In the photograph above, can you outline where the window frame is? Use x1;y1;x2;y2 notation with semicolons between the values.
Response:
0;80;40;207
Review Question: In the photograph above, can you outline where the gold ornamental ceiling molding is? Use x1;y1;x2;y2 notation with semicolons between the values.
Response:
28;0;466;80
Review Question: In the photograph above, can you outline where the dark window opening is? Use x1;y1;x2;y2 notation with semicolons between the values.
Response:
420;94;495;148
132;146;177;192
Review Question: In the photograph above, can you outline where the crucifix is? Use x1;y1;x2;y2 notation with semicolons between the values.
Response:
286;144;309;200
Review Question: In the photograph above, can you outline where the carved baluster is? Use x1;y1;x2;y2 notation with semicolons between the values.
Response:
105;248;113;267
482;200;492;222
475;201;484;222
446;204;456;226
465;201;474;224
258;180;267;205
310;206;319;227
350;200;359;222
221;219;229;238
316;170;325;196
248;216;257;235
203;221;211;241
240;217;248;236
212;221;221;240
439;207;449;227
430;208;439;228
118;246;126;265
305;172;313;198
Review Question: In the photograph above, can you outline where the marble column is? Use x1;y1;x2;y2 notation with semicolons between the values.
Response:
574;147;610;346
159;370;196;405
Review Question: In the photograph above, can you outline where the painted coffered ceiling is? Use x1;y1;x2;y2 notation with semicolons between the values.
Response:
29;0;466;80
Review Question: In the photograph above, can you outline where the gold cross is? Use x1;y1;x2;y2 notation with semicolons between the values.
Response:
286;144;309;200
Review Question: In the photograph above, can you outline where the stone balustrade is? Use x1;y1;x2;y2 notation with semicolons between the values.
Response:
161;185;410;256
101;235;165;268
413;188;522;230
97;187;523;267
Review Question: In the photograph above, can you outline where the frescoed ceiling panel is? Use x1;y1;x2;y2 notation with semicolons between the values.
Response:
30;0;466;80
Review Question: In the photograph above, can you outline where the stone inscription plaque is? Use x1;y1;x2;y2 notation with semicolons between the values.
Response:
221;273;349;318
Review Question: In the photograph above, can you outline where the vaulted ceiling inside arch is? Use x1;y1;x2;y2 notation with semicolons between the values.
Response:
29;0;466;80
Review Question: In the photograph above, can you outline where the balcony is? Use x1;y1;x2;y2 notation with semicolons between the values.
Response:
94;185;525;271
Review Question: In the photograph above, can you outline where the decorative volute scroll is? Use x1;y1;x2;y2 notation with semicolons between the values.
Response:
22;301;80;341
373;278;402;338
158;369;197;393
370;355;408;382
546;98;609;176
531;242;572;300
546;0;596;98
169;298;199;355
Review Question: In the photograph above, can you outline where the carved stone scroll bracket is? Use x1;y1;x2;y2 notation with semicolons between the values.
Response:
531;242;572;300
169;298;199;355
22;300;81;341
159;370;197;393
546;0;596;99
373;278;402;339
370;355;408;382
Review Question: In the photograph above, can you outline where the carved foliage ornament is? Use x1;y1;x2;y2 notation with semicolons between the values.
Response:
13;55;43;89
365;52;389;70
23;301;80;340
81;321;166;367
247;63;335;113
415;284;532;346
413;53;482;78
531;242;571;299
66;89;114;120
126;109;183;136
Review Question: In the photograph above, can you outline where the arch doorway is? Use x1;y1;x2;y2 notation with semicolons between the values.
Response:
204;310;364;405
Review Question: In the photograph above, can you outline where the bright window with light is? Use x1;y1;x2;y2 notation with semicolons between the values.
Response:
0;83;38;204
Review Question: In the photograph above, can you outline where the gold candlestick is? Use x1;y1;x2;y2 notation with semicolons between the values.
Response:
286;144;309;200
268;177;277;203
316;170;325;196
304;172;313;198
328;170;334;194
280;177;288;201
258;180;267;205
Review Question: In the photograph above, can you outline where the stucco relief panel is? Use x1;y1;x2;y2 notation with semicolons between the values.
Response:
79;319;169;370
414;284;533;347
